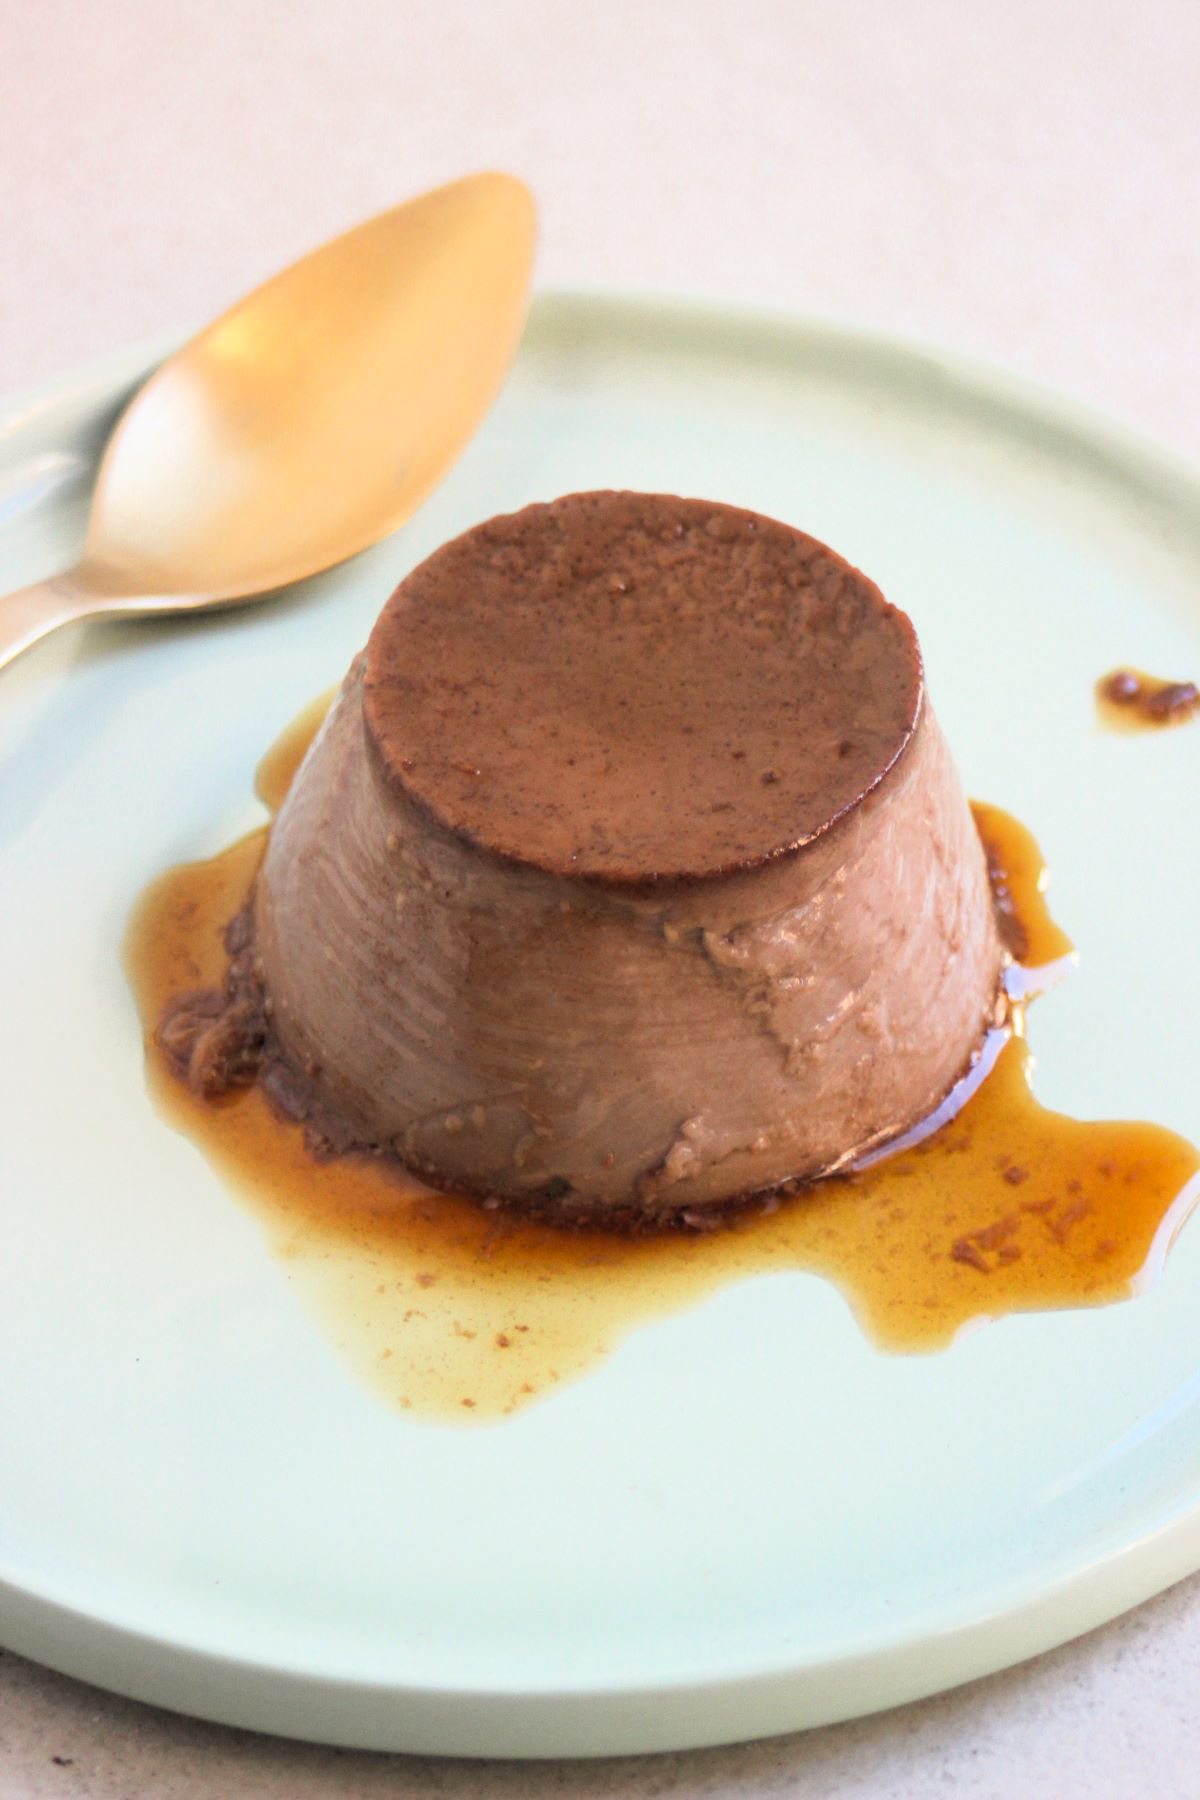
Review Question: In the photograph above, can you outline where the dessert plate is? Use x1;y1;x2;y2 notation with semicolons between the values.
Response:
2;293;1200;1758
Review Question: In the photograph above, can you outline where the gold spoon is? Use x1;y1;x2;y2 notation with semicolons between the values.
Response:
0;171;536;671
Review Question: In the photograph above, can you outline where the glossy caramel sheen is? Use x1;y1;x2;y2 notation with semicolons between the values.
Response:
1096;667;1199;731
124;703;1200;1422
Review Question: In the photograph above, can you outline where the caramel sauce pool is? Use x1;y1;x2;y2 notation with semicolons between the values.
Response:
1096;667;1199;730
125;700;1200;1423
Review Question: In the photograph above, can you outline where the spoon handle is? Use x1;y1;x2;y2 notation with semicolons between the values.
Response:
0;575;88;672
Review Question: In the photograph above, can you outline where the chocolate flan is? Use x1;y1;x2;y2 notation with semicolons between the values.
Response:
242;491;1006;1224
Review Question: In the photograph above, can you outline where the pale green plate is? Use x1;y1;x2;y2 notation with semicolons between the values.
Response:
2;293;1199;1757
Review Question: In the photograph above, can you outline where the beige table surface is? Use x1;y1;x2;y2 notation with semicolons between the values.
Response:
3;2;1199;1793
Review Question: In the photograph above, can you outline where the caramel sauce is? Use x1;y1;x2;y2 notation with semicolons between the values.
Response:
124;703;1200;1423
1097;668;1199;731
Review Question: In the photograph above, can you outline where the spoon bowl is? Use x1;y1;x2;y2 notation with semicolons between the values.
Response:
1;172;536;667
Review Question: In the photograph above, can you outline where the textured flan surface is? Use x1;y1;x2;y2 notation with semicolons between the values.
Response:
363;492;922;884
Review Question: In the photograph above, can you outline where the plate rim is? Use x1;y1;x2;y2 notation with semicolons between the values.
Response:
5;280;1198;500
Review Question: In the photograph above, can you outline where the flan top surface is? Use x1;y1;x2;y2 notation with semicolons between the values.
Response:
363;492;923;884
